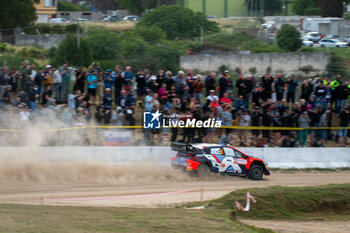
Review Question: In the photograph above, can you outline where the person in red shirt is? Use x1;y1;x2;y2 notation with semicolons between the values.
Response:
220;92;232;105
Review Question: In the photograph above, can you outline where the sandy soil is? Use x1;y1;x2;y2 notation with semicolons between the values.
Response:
0;171;349;208
240;219;350;233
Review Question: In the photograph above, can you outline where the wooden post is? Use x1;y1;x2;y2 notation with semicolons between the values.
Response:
200;186;203;202
40;197;44;205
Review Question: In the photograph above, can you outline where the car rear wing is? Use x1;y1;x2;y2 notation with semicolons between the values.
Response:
170;142;202;154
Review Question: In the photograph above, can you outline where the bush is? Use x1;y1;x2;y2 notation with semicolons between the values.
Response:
0;43;16;53
138;5;219;40
204;32;282;53
134;25;166;43
51;34;93;67
327;52;347;77
18;48;49;59
86;28;122;60
57;1;89;11
22;24;81;35
0;54;38;69
276;24;302;51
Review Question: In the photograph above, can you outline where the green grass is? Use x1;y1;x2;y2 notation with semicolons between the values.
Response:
0;204;272;233
206;184;350;220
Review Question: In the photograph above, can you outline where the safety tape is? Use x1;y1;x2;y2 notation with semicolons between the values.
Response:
1;125;349;132
42;188;201;202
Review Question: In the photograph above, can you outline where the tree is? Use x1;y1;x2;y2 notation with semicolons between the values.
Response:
245;0;282;16
292;0;319;15
0;0;40;30
115;0;178;14
276;24;302;51
86;28;122;60
319;0;343;17
51;34;93;67
57;1;90;11
138;5;219;40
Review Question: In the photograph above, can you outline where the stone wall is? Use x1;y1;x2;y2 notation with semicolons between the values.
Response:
15;34;66;49
180;51;330;76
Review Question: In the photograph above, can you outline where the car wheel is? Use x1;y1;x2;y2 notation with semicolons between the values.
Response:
248;165;263;180
197;165;211;178
321;45;325;47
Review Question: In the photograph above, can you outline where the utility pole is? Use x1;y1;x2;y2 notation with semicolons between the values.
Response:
157;0;160;7
260;0;265;18
77;21;80;48
200;26;204;44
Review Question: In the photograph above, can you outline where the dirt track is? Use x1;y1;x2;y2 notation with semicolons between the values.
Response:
1;171;350;207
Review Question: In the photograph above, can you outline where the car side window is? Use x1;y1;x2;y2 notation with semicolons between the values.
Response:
210;148;222;155
234;149;244;158
223;147;235;157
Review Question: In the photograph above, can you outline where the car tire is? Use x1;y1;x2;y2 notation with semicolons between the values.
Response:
248;165;264;180
197;164;211;178
321;45;325;47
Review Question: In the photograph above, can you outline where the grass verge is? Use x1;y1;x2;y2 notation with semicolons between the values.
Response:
0;204;273;233
206;184;350;220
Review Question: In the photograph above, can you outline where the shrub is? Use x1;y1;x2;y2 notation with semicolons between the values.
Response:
276;24;302;51
51;34;93;67
18;48;49;59
86;28;122;60
0;43;16;53
138;5;219;40
133;25;166;43
0;54;38;69
327;52;347;77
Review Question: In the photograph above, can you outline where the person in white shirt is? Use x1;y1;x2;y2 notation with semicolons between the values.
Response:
206;90;218;102
238;109;251;146
53;66;62;101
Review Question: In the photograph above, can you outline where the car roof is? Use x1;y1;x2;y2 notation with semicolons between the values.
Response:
192;143;225;149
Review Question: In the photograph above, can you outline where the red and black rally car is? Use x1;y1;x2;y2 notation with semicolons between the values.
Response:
171;143;270;180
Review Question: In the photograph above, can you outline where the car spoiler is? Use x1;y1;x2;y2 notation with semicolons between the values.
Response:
170;142;202;154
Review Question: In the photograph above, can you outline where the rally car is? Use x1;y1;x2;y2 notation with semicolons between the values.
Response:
171;143;270;180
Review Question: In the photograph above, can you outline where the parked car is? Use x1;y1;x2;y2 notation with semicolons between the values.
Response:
302;39;314;47
261;21;276;30
49;18;69;24
171;143;270;180
324;35;340;40
77;18;90;23
319;39;348;48
207;15;217;19
303;32;322;42
123;16;141;21
103;15;123;22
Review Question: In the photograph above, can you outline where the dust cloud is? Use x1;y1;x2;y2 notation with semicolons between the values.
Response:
0;159;193;185
0;109;192;185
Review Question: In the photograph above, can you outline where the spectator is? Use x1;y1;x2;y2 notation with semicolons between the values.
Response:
87;70;98;105
60;62;71;103
136;69;146;97
219;70;232;98
113;65;123;104
103;88;113;124
205;72;216;96
298;111;311;147
286;74;298;105
238;109;251;146
123;66;133;92
53;66;62;102
73;65;86;93
338;108;350;147
192;75;205;105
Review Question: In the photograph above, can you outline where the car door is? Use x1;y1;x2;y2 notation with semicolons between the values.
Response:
204;147;225;172
222;147;244;174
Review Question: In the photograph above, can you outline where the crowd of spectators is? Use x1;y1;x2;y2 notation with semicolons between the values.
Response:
0;60;349;147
